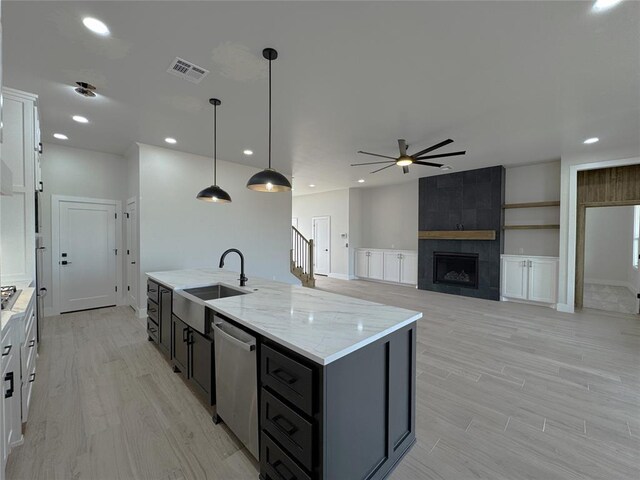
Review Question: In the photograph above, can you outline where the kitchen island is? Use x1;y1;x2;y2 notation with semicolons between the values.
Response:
146;268;421;480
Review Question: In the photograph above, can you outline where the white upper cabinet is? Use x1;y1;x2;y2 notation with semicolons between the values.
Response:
0;88;38;285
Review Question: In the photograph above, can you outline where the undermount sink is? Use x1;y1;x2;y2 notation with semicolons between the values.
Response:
173;284;249;334
183;284;247;301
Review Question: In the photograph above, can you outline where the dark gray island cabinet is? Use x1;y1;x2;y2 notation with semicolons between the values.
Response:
145;268;421;480
258;321;417;480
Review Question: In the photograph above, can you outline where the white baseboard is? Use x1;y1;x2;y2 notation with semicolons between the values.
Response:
556;303;574;313
328;273;352;281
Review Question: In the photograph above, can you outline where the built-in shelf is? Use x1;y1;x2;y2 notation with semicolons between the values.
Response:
502;224;560;230
502;201;560;209
418;230;496;240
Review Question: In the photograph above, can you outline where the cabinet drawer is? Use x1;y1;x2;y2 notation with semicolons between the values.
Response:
147;318;159;343
261;345;314;416
261;388;314;470
147;299;159;324
147;279;159;304
261;432;311;480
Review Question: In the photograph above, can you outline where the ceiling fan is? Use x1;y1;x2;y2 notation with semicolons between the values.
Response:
351;138;466;174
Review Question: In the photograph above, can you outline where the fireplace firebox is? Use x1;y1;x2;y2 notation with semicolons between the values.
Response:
433;252;479;289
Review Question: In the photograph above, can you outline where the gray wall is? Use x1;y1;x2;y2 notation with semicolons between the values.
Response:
360;180;418;251
504;161;560;257
137;143;295;311
40;143;129;310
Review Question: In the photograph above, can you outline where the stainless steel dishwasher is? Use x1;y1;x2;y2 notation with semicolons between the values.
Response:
212;316;258;459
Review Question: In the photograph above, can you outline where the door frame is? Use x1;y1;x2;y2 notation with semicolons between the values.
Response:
312;216;331;275
563;156;639;313
125;197;139;313
51;195;122;315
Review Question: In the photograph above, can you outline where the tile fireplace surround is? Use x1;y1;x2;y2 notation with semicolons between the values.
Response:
418;166;505;300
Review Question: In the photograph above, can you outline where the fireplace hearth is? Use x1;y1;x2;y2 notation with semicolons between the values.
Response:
433;252;479;289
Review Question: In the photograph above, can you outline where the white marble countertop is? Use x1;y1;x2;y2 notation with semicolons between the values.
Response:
1;288;35;331
147;268;422;365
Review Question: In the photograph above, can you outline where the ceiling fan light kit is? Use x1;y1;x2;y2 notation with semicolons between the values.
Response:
246;47;292;193
197;98;232;203
352;137;466;175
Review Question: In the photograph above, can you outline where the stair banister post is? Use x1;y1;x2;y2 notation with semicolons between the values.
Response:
309;238;314;278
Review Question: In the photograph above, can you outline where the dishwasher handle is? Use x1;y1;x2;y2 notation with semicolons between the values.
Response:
214;321;256;352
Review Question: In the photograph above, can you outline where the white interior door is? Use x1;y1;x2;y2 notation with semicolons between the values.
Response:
126;200;138;311
312;216;330;276
58;199;117;313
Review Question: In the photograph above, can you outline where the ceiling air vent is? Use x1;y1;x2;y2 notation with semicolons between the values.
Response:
167;57;209;83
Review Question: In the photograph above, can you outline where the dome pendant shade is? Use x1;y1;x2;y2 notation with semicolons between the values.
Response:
247;48;291;193
196;185;232;203
198;98;232;203
246;168;291;192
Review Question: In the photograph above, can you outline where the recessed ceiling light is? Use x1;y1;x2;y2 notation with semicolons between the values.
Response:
243;149;253;156
82;17;110;36
592;0;623;12
583;137;599;144
53;133;68;140
358;179;365;183
72;115;89;123
440;165;453;171
309;184;316;188
164;137;177;144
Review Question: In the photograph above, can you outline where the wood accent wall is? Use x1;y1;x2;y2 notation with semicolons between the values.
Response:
575;164;640;308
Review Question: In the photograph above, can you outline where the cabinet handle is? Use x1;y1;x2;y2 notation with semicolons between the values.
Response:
272;414;298;436
182;327;189;343
4;372;14;399
188;331;194;346
528;260;532;268
2;345;11;356
28;340;35;348
29;373;36;383
271;460;295;480
271;368;297;385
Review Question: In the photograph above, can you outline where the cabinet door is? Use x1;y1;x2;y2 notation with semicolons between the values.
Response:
355;250;369;278
383;252;401;283
501;257;528;300
400;253;418;285
368;251;384;280
172;315;189;376
189;329;214;405
159;287;172;355
527;259;557;304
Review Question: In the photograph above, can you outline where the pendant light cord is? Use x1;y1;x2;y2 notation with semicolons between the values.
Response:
268;56;272;170
213;102;217;185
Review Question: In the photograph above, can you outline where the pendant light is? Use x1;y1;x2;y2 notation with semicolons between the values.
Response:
246;48;292;192
197;98;232;203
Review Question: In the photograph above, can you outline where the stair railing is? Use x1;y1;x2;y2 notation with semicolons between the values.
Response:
291;226;314;284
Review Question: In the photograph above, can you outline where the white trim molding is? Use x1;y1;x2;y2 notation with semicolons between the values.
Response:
564;156;639;313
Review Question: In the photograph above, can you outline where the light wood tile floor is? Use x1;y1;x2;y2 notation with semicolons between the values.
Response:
7;278;640;479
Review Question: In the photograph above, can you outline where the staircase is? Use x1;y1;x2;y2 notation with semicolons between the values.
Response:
291;226;315;288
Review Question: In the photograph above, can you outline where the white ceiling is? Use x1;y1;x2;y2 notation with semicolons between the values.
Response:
4;1;639;196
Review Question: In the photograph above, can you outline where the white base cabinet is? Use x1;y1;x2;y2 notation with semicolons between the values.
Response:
501;255;558;306
355;249;417;286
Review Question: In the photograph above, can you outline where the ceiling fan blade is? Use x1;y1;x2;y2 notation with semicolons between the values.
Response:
411;139;454;158
357;150;397;160
415;150;466;160
413;161;443;167
370;164;396;174
402;166;409;174
351;160;395;166
398;139;407;156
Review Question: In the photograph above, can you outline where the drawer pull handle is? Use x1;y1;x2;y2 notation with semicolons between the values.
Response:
4;372;14;399
183;327;189;342
272;414;298;436
29;373;36;383
272;460;295;480
2;345;11;356
29;340;35;348
271;368;297;385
